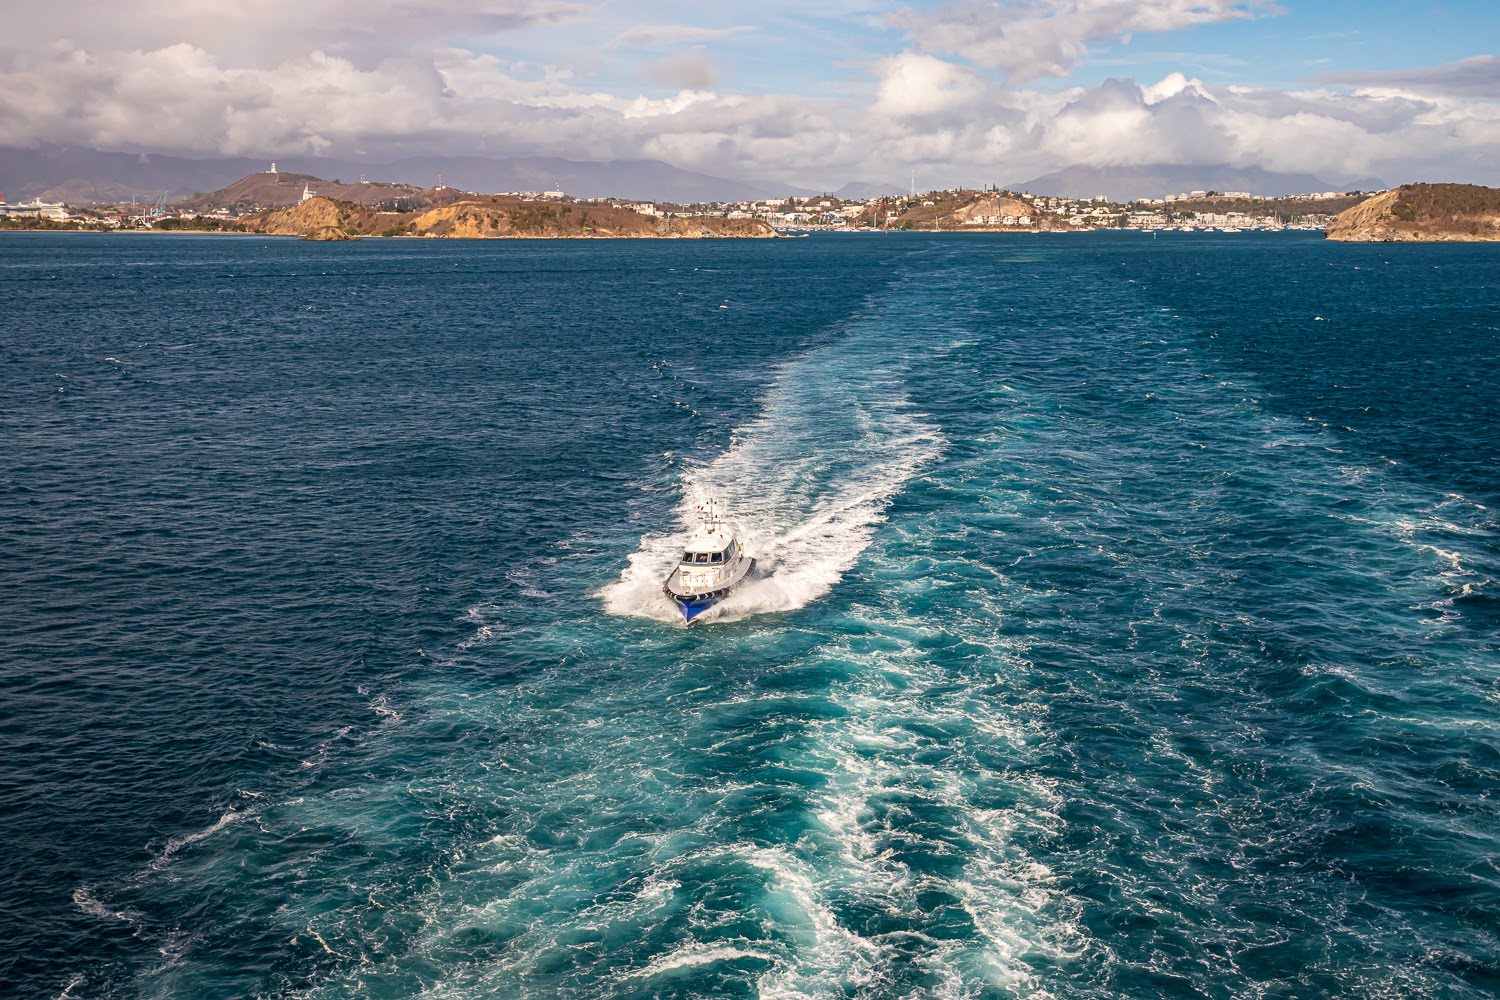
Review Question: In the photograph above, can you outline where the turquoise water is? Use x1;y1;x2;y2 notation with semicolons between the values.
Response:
2;232;1497;997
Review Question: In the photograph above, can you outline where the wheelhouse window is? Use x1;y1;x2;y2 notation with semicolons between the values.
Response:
710;552;722;564
683;552;694;564
695;553;709;563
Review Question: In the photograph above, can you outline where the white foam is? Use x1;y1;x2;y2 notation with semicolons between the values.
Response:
625;943;774;979
601;333;944;624
154;809;240;866
456;623;501;649
72;885;139;926
781;605;1088;994
305;926;341;957
505;567;551;599
369;694;402;725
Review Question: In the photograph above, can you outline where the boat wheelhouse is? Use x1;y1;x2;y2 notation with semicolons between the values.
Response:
662;499;756;623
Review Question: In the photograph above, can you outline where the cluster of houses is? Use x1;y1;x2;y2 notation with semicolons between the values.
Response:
1123;208;1326;232
483;186;1356;233
964;213;1031;226
7;181;1359;234
642;188;1346;232
590;196;863;228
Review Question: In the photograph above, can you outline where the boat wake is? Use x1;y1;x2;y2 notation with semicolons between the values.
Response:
602;323;944;624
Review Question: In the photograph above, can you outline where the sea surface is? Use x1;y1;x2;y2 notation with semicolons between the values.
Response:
2;230;1497;999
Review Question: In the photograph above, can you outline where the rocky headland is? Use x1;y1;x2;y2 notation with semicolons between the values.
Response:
245;196;776;240
1325;183;1500;242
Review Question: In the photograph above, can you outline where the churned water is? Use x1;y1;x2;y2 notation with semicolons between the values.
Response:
2;231;1497;998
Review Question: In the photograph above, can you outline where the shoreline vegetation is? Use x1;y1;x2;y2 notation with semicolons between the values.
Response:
2;167;1368;240
0;197;777;240
1324;183;1500;242
252;195;777;240
6;180;1497;243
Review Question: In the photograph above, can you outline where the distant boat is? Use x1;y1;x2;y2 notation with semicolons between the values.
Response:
662;499;756;623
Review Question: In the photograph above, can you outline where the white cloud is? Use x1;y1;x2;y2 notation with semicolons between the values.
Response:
889;0;1281;82
1315;55;1500;99
642;49;724;90
873;52;986;118
7;0;592;59
609;24;756;50
1024;72;1500;183
1141;71;1217;105
0;6;1497;191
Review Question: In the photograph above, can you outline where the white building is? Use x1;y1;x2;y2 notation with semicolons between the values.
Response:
0;199;69;220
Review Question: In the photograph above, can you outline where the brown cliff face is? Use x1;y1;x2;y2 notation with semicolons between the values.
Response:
248;198;385;237
862;193;1065;231
654;217;775;238
301;226;353;241
1325;183;1500;242
410;200;775;238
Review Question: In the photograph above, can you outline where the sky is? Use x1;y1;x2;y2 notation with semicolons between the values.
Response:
1;1;1497;189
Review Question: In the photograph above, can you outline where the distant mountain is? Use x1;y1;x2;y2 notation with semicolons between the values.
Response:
347;155;816;203
175;171;427;212
1008;164;1389;201
0;146;818;205
832;180;905;200
0;147;271;204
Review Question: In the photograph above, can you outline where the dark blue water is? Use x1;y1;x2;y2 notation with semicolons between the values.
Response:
2;231;1497;998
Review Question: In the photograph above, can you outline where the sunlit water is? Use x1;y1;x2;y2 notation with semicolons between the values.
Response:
2;231;1497;998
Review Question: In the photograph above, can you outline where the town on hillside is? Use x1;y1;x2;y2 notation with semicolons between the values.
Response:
0;162;1375;235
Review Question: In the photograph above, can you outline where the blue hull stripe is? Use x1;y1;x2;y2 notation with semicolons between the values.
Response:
675;596;723;623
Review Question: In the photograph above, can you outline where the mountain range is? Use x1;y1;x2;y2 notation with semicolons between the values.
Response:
0;146;888;205
1;146;1392;207
1009;164;1388;201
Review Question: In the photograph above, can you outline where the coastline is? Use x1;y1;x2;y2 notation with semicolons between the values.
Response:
0;227;778;241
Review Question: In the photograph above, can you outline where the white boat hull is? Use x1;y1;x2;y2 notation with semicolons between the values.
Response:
663;556;757;623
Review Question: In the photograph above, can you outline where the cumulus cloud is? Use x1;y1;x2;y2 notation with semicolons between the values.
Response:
889;0;1281;82
1024;72;1500;182
0;2;1497;191
873;52;987;118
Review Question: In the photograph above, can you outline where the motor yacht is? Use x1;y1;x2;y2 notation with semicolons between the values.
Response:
662;499;755;623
